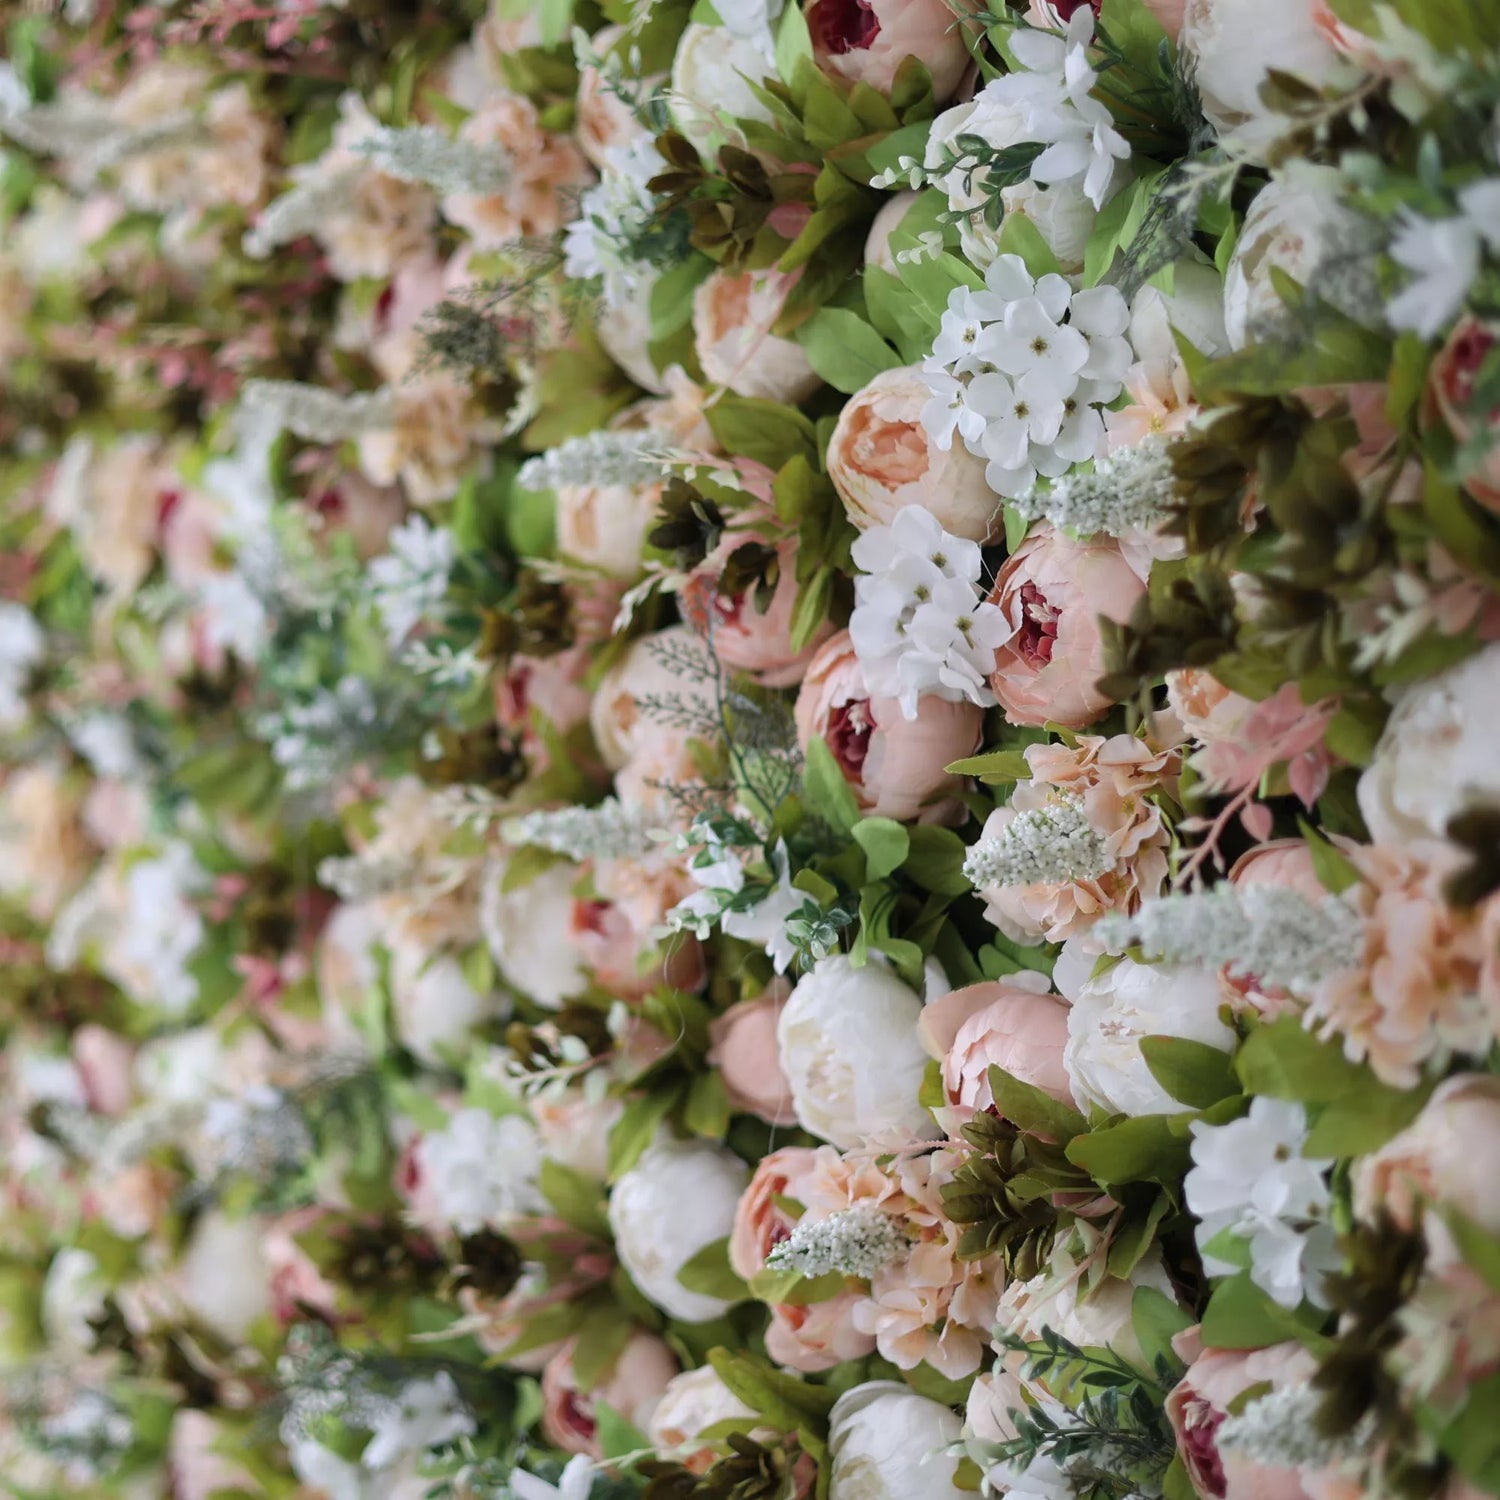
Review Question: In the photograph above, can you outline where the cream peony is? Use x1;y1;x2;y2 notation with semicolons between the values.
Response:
1357;642;1500;854
806;0;972;104
693;268;822;403
827;1382;967;1500
647;1367;757;1471
481;857;590;1009
1054;940;1234;1117
777;955;939;1150
608;1141;750;1323
670;23;778;154
826;366;1002;541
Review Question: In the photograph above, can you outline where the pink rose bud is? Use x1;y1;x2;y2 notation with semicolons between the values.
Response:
794;630;983;822
827;366;1003;542
986;524;1147;729
708;988;799;1126
1426;317;1500;512
806;0;973;105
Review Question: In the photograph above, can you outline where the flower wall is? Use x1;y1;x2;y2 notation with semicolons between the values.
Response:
2;0;1500;1498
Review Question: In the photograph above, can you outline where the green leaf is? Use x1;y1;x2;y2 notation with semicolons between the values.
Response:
684;1067;732;1138
748;1266;848;1305
607;1084;684;1182
650;255;715;341
1303;1086;1429;1158
1139;1036;1239;1111
1131;1285;1193;1376
775;0;813;82
945;749;1033;783
902;824;970;895
1107;1192;1173;1280
677;1237;749;1303
802;734;861;834
708;1349;839;1432
1440;1208;1500;1295
1297;819;1361;895
1434;1371;1500;1492
796;307;902;394
1163;1455;1198;1500
1233;1016;1368;1104
853;817;910;880
994;209;1062;279
538;1159;610;1238
987;1065;1088;1142
1198;1272;1326;1350
571;1302;634;1391
705;395;818;470
1066;1113;1190;1187
594;1402;651;1462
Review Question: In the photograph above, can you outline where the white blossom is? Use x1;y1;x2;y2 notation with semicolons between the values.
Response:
848;505;1008;719
765;1206;906;1279
503;798;662;863
517;429;680;492
1217;1385;1375;1470
361;1372;475;1471
241;378;396;444
963;795;1110;889
351;124;508;194
243;165;363;259
563;135;668;307
0;600;44;728
1385;177;1500;339
413;1108;547;1235
920;256;1132;500
1011;433;1175;538
1186;1098;1339;1310
365;515;455;646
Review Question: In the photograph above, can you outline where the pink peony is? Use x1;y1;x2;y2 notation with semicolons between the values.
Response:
826;366;1001;542
708;988;799;1127
917;975;1074;1131
1426;317;1500;512
794;630;982;821
806;0;973;104
986;525;1147;729
541;1332;679;1458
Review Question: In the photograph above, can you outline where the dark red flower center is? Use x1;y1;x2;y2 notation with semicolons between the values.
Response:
1051;0;1102;16
571;899;612;938
810;0;881;56
1181;1403;1228;1499
1017;581;1060;667
560;1390;596;1442
1447;322;1496;406
827;699;872;782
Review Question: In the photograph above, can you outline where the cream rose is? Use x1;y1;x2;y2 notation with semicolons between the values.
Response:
590;625;718;772
693;268;822;403
647;1367;757;1471
827;366;1001;541
670;22;778;155
986;525;1147;729
609;1140;750;1323
777;956;939;1150
794;631;982;822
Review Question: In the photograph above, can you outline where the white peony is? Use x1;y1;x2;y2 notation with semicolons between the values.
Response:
669;22;776;155
828;1383;967;1500
414;1107;546;1235
1054;940;1234;1118
777;956;939;1150
1357;642;1500;854
389;941;504;1068
597;277;669;395
647;1366;756;1460
481;857;589;1010
1179;0;1346;155
177;1209;273;1342
41;1248;108;1353
608;1140;749;1323
1222;169;1380;349
1128;258;1229;366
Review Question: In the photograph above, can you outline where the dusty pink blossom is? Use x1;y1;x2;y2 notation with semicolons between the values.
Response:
541;1332;679;1458
806;0;973;104
1426;317;1500;513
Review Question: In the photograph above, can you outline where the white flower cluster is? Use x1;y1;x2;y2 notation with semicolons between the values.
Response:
876;10;1129;213
963;796;1111;889
920;255;1132;500
257;676;381;792
413;1107;546;1236
1096;884;1365;996
1217;1385;1374;1470
502;798;661;862
665;832;802;974
366;515;456;646
1187;1098;1339;1310
0;600;44;729
361;1372;476;1472
765;1206;906;1279
848;506;1007;720
241;379;396;445
351;124;509;195
1010;433;1174;538
563;135;665;307
1386;178;1500;339
243;165;363;259
516;428;680;492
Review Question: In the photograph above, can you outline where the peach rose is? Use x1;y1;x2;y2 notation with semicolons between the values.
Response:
693;268;822;403
541;1331;679;1458
827;366;1002;542
973;733;1176;945
987;525;1147;728
806;0;972;105
794;630;982;822
708;988;798;1126
917;974;1074;1130
1165;1332;1321;1500
1354;1074;1500;1269
1426;318;1500;512
683;532;831;687
767;1293;878;1372
730;1145;825;1280
589;626;717;771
